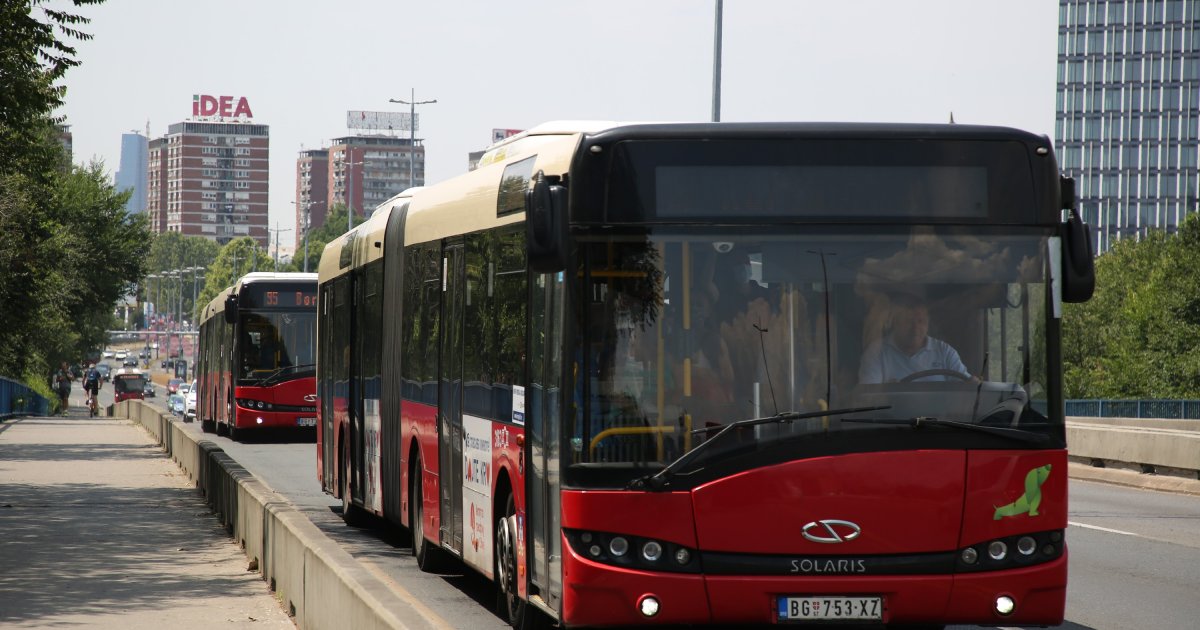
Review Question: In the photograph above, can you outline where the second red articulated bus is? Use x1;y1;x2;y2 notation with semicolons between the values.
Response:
318;121;1095;628
197;272;318;440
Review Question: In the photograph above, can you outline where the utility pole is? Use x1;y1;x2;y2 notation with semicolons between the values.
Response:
389;89;437;188
712;0;723;123
269;222;292;271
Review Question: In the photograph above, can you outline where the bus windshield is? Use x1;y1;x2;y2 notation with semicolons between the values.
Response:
572;227;1058;476
238;310;316;384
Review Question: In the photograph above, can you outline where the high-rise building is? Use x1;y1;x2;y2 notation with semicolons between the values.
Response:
147;137;168;233
57;125;73;162
147;119;270;246
295;149;328;250
1056;0;1200;252
114;132;148;214
293;135;425;239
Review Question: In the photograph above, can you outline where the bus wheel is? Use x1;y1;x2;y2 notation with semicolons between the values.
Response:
215;420;228;436
410;460;450;573
496;493;547;630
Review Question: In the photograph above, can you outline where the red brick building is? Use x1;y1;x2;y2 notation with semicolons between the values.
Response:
147;120;270;247
295;149;328;250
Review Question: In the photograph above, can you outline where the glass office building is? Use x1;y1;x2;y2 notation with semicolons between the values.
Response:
1056;0;1200;253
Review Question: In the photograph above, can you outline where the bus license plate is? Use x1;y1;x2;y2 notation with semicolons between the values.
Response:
777;596;882;622
296;417;316;427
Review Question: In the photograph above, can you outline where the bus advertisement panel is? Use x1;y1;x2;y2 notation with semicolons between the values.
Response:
197;273;318;440
317;122;1094;629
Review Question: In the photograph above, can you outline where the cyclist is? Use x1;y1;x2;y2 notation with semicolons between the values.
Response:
83;363;102;417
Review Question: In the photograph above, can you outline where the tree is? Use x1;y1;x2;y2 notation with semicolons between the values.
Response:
291;203;365;273
143;232;220;324
194;237;275;322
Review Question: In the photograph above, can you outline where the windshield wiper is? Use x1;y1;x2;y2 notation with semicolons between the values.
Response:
841;416;1052;446
627;405;891;491
257;364;315;387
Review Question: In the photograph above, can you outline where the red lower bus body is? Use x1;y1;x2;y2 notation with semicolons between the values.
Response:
223;376;317;433
559;449;1067;627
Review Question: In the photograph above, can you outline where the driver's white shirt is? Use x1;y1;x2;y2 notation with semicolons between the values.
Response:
858;336;970;384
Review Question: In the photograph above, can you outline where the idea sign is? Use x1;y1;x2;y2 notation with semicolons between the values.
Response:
192;94;254;119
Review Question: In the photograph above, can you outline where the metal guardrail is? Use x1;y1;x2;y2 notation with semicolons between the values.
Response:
0;376;50;417
1066;399;1200;420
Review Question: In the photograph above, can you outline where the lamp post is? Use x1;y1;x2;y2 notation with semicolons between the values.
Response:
388;89;437;188
712;0;723;122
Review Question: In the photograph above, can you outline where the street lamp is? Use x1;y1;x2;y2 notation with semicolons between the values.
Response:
292;199;323;273
388;89;437;188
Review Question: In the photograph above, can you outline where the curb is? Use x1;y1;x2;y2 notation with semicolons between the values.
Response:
1068;461;1200;497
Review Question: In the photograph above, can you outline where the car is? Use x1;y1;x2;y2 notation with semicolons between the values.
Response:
167;393;186;416
115;351;128;361
102;350;114;359
162;358;174;370
122;357;138;367
178;383;190;395
167;378;183;394
143;381;156;398
95;363;112;382
184;380;197;422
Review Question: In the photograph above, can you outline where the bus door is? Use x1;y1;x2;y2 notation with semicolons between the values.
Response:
439;240;466;553
350;270;365;505
527;270;565;612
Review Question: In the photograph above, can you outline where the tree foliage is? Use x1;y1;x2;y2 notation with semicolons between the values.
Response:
194;237;275;323
288;202;365;273
1063;214;1200;398
0;0;139;392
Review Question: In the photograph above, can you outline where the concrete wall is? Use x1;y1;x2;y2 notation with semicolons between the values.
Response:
112;401;442;630
1067;416;1200;477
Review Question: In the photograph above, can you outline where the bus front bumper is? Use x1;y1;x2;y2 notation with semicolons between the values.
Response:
561;542;1066;627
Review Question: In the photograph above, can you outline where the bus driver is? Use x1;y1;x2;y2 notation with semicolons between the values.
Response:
858;293;972;384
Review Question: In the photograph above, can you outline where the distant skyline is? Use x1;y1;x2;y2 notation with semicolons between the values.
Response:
57;0;1058;236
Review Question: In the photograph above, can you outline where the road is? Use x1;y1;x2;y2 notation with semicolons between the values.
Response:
139;386;1200;630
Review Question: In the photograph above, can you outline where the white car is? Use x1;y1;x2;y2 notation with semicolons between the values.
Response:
102;350;114;359
184;380;197;422
115;351;128;360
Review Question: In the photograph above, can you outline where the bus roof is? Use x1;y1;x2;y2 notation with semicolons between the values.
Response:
319;123;587;282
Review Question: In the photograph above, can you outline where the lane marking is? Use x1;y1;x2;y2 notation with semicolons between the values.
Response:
1067;520;1143;538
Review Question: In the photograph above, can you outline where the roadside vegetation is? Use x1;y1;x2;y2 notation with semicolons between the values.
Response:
1063;212;1200;399
0;0;151;399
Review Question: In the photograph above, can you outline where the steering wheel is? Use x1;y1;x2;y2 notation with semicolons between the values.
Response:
899;369;972;383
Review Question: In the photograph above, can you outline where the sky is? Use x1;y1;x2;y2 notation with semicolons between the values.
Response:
57;0;1059;242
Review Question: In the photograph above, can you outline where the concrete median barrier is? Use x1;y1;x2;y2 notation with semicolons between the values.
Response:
114;400;443;630
1068;416;1200;479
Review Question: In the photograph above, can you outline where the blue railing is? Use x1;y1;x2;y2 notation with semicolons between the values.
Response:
1066;399;1200;420
0;376;50;417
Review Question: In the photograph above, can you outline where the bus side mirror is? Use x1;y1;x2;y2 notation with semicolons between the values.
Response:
525;171;568;273
223;294;239;324
1060;177;1095;303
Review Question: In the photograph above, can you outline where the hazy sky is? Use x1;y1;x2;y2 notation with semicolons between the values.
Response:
58;0;1059;239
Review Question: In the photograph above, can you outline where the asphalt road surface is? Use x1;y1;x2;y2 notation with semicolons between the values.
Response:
150;392;1200;630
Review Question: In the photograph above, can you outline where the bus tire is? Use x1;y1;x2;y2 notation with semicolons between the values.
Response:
341;440;367;526
410;459;451;573
215;420;228;436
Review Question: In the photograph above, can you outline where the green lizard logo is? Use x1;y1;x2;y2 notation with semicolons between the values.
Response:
993;464;1052;520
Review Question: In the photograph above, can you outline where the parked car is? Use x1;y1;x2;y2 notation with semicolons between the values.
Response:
162;358;174;370
143;381;156;398
167;378;183;394
184;381;197;422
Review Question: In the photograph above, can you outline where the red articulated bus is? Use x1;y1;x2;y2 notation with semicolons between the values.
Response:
318;122;1095;628
197;272;318;440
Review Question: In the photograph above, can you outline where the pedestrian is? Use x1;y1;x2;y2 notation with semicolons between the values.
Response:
53;362;73;415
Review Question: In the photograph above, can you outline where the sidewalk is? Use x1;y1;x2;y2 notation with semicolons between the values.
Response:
0;388;293;628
